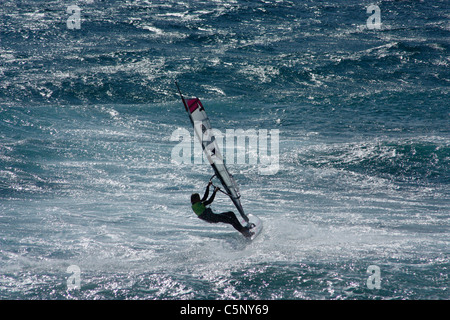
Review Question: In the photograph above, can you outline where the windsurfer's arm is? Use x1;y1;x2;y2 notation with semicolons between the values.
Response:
204;187;219;206
201;181;213;201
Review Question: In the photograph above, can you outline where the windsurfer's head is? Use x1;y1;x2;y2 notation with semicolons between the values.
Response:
191;193;201;204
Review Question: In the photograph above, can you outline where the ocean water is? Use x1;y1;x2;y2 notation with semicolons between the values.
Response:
0;0;448;300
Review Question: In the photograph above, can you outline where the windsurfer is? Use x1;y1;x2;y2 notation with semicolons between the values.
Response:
191;181;254;238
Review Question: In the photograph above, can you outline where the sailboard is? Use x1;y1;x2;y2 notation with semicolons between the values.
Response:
176;82;262;240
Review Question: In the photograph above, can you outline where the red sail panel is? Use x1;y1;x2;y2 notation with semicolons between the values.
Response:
186;98;203;114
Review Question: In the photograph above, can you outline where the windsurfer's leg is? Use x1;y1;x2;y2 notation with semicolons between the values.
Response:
217;211;246;232
221;212;254;237
199;210;250;235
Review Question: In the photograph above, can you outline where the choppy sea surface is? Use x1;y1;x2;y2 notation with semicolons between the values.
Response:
0;0;448;299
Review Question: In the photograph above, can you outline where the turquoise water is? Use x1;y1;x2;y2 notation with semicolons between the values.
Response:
0;0;448;299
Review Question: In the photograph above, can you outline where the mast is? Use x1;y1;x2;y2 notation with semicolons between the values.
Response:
175;81;188;112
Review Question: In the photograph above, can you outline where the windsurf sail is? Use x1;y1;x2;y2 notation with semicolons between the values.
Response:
176;82;250;224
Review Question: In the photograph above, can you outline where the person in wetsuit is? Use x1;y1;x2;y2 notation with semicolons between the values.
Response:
191;181;253;238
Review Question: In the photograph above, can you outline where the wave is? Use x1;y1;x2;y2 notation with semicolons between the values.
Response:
292;137;449;185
